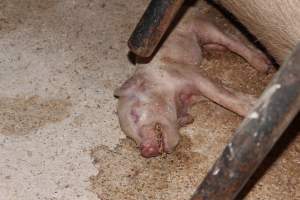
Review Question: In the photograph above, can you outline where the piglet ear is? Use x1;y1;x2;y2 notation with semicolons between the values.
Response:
114;75;145;98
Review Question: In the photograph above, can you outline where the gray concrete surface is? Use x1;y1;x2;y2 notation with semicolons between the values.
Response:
0;0;299;200
0;0;139;199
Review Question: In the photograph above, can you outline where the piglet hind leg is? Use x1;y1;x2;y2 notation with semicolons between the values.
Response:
191;17;273;73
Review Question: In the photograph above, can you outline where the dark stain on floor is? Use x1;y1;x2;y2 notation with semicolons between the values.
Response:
0;96;71;136
0;0;58;33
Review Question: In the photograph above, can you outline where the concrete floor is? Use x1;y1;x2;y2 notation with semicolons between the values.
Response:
0;0;299;200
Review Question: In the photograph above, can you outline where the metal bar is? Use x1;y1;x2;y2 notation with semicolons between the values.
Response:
128;0;184;57
190;43;300;200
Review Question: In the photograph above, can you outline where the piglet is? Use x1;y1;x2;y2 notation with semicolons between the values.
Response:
114;12;272;158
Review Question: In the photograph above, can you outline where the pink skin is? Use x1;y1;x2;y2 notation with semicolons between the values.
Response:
115;14;272;158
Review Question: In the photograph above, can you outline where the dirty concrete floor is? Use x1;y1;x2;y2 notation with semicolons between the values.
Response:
0;0;298;200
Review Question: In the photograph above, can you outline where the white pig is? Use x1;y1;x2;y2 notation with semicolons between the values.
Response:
217;0;300;64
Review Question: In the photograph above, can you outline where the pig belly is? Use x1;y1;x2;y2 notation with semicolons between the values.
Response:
217;0;300;64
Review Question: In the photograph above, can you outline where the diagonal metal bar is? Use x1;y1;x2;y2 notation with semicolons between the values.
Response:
128;0;184;57
191;43;300;200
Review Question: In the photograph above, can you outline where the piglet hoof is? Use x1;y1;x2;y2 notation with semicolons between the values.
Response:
253;51;274;73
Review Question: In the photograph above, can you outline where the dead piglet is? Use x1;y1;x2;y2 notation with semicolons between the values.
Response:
115;12;272;158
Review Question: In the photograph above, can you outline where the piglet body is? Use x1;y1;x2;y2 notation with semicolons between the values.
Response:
115;10;272;158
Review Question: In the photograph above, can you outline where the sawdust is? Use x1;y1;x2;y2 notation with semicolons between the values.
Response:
90;136;206;200
154;122;164;153
0;96;71;135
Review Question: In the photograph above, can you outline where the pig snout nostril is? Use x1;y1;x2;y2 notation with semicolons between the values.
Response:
140;143;161;158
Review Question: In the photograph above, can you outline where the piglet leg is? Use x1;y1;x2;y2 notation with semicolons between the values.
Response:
192;17;273;73
192;73;256;116
171;64;256;117
164;60;256;116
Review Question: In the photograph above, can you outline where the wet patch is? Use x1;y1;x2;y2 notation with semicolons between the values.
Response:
90;136;207;200
0;96;71;136
0;0;58;33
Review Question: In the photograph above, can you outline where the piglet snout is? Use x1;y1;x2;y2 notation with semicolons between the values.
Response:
140;142;161;158
139;122;166;158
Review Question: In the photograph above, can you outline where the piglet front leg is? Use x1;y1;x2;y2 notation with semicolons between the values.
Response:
165;62;256;118
191;69;257;116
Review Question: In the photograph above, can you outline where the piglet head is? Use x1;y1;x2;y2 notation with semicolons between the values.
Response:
114;74;179;157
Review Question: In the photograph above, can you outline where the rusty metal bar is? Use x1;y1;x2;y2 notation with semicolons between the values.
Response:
190;43;300;200
128;0;184;57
